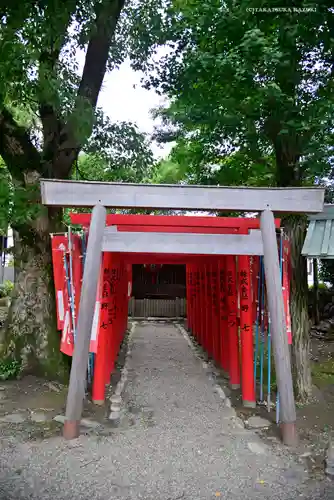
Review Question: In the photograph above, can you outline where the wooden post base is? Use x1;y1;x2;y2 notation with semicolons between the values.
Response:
242;400;256;408
63;420;80;440
92;399;105;406
280;422;298;447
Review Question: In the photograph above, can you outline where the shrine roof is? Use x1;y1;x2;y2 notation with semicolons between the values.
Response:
302;205;334;259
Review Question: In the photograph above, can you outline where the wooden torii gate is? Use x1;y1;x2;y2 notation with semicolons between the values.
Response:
41;179;325;445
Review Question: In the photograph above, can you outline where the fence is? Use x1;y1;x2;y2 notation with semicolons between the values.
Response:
128;298;186;318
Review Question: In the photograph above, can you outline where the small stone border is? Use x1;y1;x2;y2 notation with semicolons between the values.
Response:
107;320;137;423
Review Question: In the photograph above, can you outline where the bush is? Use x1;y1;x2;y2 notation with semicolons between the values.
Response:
309;282;330;291
0;280;14;298
0;359;21;380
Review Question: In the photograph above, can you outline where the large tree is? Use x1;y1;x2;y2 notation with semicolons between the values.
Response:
124;0;334;400
0;0;155;378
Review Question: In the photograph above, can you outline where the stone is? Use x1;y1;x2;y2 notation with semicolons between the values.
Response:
325;439;334;476
325;466;334;479
108;411;120;423
115;383;124;396
247;442;268;455
247;416;271;429
47;382;61;393
215;386;226;400
110;405;121;413
0;413;25;424
110;395;122;405
232;417;245;429
80;418;100;429
300;451;312;458
0;386;6;391
30;411;48;423
224;398;232;408
318;320;331;333
53;414;66;424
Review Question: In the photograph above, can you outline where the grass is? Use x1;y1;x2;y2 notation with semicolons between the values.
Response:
312;359;334;387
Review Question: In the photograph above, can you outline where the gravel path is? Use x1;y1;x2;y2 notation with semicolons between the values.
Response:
0;321;332;499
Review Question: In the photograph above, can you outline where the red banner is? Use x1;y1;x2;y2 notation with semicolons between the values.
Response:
51;233;102;356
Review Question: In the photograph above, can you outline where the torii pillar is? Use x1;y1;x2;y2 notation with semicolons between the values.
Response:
63;204;106;440
260;208;297;446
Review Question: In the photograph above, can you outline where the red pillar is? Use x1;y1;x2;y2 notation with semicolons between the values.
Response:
226;255;240;388
200;265;206;347
238;255;256;407
186;264;191;332
204;264;212;355
251;256;260;326
211;261;220;364
218;257;229;372
194;263;200;341
283;240;292;345
105;255;120;383
92;254;108;404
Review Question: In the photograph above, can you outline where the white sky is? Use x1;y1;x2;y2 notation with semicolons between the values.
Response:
98;59;172;159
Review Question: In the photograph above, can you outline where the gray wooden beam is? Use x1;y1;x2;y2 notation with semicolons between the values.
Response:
63;204;106;440
260;209;297;446
40;179;324;213
102;229;264;255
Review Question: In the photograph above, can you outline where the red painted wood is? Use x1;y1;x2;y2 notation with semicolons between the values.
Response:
283;240;292;345
211;262;220;365
205;264;213;357
199;266;206;347
70;213;281;230
193;264;200;341
251;256;260;325
119;226;242;234
218;258;229;372
92;253;109;403
186;264;191;331
226;255;240;388
238;255;256;406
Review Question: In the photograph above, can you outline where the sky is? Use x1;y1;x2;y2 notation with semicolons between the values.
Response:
97;59;172;159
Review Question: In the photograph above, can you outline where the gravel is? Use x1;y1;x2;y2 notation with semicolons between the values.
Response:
0;322;332;499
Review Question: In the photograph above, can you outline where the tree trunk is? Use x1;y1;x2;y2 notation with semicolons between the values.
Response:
0;187;68;381
313;258;320;325
283;215;312;402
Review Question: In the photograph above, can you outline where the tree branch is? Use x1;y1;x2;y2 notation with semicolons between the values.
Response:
52;0;126;179
0;106;41;181
77;0;126;108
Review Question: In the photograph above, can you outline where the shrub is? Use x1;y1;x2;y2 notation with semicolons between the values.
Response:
0;280;14;298
0;359;21;380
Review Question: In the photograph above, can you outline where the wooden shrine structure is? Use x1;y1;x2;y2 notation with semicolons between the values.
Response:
41;179;325;446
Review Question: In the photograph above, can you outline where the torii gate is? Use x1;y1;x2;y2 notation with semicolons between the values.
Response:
41;179;325;445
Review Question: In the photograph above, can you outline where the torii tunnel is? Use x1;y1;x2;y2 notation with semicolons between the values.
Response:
51;213;291;421
43;178;325;445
